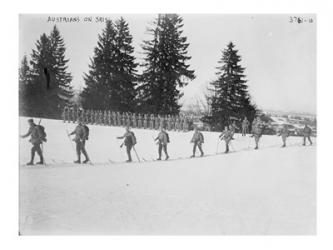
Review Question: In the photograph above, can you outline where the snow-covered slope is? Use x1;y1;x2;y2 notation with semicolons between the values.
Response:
19;117;316;235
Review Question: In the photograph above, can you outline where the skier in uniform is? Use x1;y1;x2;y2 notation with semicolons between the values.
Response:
143;114;148;129
103;110;107;125
112;111;116;126
107;110;111;126
150;114;155;129
155;126;169;160
167;115;172;131
62;106;68;123
190;127;204;157
137;113;142;128
132;113;137;128
242;117;249;136
116;112;120;126
20;119;46;165
277;124;290;147
69;119;90;164
183;116;189;132
219;126;233;153
159;115;165;129
91;110;94;124
72;107;77;123
93;110;98;125
155;115;160;130
120;112;124;126
251;117;265;150
175;116;180;131
302;124;313;146
117;126;136;162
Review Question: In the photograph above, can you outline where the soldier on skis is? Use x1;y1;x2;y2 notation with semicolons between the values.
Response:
69;119;90;164
137;113;142;128
132;113;137;128
277;124;290;147
154;126;169;160
242;117;249;136
143;114;148;129
150;114;155;129
155;115;160;130
219;126;233;153
117;126;136;162
20;119;46;165
302;124;313;146
167;115;172;131
251;117;265;150
190;127;204;157
62;106;68;123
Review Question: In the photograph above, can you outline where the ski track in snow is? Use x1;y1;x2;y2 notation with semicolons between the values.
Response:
19;117;316;235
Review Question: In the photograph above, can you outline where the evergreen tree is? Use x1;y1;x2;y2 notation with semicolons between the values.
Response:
138;14;195;115
49;26;74;107
19;55;32;116
81;18;137;112
204;42;257;130
28;33;53;117
24;26;73;118
114;17;138;111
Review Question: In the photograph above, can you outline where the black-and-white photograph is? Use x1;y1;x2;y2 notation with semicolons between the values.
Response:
19;14;316;235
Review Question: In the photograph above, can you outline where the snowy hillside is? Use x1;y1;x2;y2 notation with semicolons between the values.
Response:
19;117;316;235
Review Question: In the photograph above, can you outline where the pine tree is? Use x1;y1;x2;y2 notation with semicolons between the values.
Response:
81;18;137;112
138;14;195;115
205;42;257;130
114;17;138;111
19;55;32;116
49;26;74;107
26;26;73;118
28;33;53;117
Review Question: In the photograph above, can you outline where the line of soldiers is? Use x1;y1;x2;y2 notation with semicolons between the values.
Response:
62;107;192;132
20;116;314;166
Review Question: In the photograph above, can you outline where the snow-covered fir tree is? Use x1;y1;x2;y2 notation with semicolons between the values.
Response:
138;14;195;115
81;18;138;112
23;26;74;118
204;42;257;130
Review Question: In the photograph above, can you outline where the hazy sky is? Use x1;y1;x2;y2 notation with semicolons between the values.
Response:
19;14;316;114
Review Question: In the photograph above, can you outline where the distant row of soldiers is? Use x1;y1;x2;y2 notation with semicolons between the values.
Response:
62;107;192;131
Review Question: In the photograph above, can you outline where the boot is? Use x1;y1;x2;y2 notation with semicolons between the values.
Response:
200;153;204;157
254;146;258;150
165;155;169;160
126;159;132;162
26;161;34;166
190;155;195;158
36;156;44;165
83;159;89;164
74;160;81;164
156;158;161;161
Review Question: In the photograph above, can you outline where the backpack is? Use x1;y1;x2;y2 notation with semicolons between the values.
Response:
165;131;170;143
36;125;47;142
83;125;89;140
199;132;204;143
130;131;137;145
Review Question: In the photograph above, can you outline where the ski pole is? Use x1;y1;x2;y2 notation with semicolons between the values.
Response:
133;146;141;163
66;129;76;156
40;142;47;166
119;142;124;160
229;141;236;152
215;137;220;154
